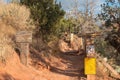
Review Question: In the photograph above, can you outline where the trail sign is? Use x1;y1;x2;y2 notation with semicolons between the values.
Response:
86;44;95;57
85;58;96;75
15;31;32;65
16;31;32;43
82;33;98;80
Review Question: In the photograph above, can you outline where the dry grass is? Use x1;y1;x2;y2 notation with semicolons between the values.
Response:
0;3;35;60
0;3;34;31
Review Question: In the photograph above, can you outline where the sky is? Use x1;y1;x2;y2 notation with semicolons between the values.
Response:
3;0;105;14
56;0;105;14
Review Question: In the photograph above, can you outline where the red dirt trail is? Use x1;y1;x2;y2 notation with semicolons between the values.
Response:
0;51;70;80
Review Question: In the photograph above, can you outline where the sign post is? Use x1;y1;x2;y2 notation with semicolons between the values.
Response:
16;31;32;66
84;33;97;80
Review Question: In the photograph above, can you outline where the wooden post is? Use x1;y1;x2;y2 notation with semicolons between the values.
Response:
87;75;96;80
70;33;74;48
20;43;29;65
84;36;96;80
16;31;32;66
83;35;87;57
80;37;84;49
70;33;74;43
0;44;3;57
0;43;5;58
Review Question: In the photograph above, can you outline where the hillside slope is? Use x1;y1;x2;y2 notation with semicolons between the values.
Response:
0;50;70;80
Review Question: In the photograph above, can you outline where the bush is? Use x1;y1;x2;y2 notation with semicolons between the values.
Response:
0;3;34;31
0;3;34;61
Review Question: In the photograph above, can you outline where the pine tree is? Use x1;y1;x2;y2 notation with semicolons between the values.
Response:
20;0;65;38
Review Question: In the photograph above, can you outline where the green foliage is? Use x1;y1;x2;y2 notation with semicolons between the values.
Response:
99;0;120;28
99;0;120;53
20;0;65;39
54;18;75;36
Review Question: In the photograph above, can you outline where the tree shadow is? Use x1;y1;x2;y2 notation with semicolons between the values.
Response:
30;47;86;78
1;73;17;80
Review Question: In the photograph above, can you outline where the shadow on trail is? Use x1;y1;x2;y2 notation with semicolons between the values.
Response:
50;66;85;77
30;47;86;77
1;73;16;80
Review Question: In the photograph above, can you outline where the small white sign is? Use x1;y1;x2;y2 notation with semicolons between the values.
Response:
86;45;95;55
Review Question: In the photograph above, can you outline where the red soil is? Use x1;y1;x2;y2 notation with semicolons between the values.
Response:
0;51;70;80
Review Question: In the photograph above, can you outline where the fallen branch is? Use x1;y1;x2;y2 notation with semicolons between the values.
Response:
96;54;120;79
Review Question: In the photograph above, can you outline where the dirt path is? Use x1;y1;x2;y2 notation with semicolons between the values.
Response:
49;53;86;80
1;47;119;80
30;47;86;80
